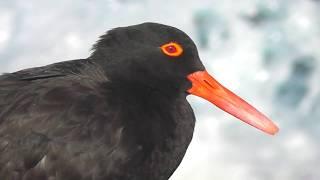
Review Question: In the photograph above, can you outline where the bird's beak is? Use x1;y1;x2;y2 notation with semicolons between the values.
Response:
187;70;279;135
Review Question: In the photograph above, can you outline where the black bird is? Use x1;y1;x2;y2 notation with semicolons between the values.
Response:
0;23;278;180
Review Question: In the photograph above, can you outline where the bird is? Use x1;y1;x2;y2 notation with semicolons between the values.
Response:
0;22;278;180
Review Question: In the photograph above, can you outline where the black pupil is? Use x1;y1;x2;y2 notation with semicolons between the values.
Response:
166;45;177;53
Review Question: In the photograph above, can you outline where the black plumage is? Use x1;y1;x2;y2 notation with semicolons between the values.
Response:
0;23;204;180
0;22;278;180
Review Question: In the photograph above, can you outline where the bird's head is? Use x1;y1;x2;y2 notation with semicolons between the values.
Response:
90;22;279;135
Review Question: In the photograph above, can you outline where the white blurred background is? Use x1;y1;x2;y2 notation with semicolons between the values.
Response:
1;0;320;179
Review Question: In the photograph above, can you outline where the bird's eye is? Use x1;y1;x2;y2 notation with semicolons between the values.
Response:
160;42;183;57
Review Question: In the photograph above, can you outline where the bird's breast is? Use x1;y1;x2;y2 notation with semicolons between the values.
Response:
113;93;196;179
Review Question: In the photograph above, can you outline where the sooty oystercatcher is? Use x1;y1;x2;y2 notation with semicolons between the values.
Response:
0;22;278;180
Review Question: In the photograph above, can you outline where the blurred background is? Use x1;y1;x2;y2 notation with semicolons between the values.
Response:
0;0;319;179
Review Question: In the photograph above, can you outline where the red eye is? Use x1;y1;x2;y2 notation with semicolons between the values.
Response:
165;45;177;53
160;42;183;57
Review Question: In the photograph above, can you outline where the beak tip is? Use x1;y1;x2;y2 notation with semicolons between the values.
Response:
266;124;279;136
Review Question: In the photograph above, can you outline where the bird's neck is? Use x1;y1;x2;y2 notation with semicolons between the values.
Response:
105;80;186;102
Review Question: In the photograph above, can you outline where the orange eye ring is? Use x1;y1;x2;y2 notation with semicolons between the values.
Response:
160;42;183;57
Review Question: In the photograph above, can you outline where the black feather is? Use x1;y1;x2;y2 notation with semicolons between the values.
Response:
0;22;203;180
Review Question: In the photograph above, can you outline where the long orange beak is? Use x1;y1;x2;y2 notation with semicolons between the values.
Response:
187;70;279;135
